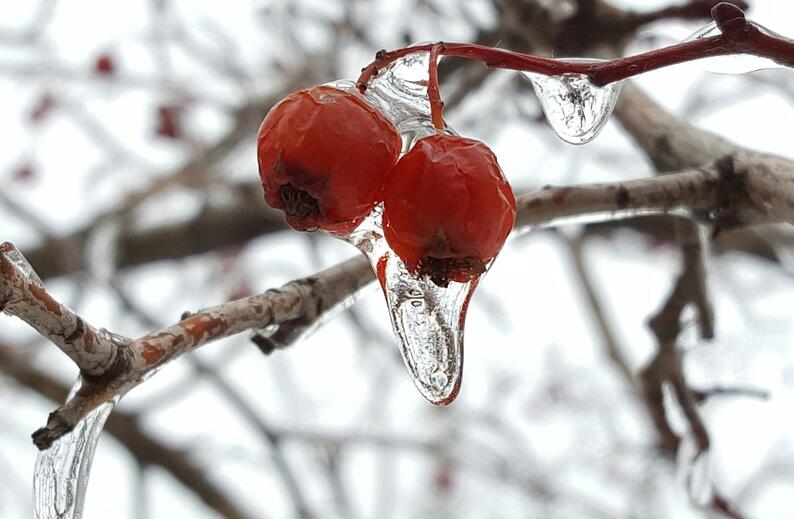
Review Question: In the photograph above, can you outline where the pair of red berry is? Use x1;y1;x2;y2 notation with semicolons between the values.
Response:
257;86;516;286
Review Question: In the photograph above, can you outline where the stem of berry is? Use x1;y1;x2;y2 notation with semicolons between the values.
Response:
428;43;445;131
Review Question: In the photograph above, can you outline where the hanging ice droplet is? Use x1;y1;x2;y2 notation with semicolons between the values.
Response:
676;436;714;507
522;59;623;145
33;379;118;519
346;206;474;405
684;21;785;74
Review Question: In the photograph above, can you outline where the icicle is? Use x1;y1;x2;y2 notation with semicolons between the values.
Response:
346;206;474;404
684;21;785;74
522;59;623;145
33;380;118;519
676;435;714;507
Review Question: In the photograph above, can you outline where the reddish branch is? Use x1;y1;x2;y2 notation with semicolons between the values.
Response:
357;3;794;130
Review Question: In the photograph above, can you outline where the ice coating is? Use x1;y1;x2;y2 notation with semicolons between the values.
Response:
347;205;475;404
677;436;714;507
684;20;785;74
33;379;118;519
522;59;623;145
362;49;437;153
1;241;44;286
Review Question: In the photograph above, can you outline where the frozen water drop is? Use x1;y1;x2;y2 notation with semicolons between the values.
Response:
522;59;623;145
684;21;785;74
676;436;714;507
346;207;478;405
34;379;118;519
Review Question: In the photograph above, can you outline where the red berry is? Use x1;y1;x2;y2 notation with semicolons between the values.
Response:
383;134;515;286
94;53;116;75
257;86;401;235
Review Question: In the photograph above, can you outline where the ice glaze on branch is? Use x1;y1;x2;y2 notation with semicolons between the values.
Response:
357;3;794;128
6;144;794;447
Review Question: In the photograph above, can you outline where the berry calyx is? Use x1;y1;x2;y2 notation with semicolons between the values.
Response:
257;85;401;235
383;134;515;287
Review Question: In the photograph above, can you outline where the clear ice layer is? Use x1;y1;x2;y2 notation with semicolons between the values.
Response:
362;49;438;153
677;435;714;507
684;20;785;74
2;242;44;286
522;59;623;145
34;380;118;519
347;206;477;404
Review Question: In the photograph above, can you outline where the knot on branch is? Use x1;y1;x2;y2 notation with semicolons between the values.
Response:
79;344;131;384
711;2;750;40
32;410;74;450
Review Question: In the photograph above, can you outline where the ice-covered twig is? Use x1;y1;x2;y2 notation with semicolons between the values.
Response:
0;242;126;378
0;342;255;519
357;3;794;106
1;252;373;449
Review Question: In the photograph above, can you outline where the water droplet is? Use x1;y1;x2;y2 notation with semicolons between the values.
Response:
684;21;785;74
34;379;118;519
676;436;714;506
522;59;623;145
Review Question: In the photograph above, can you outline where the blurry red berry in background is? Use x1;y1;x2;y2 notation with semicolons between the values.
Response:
94;53;116;76
155;104;184;140
257;85;401;236
12;162;36;183
29;93;56;125
383;134;516;287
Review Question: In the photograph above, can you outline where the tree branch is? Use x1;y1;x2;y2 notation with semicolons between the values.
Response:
0;342;255;519
7;143;794;447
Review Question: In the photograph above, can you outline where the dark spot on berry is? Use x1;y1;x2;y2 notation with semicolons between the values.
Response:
417;256;486;287
279;184;320;221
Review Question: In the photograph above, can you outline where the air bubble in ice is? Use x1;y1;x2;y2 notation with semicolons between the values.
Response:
684;21;785;74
